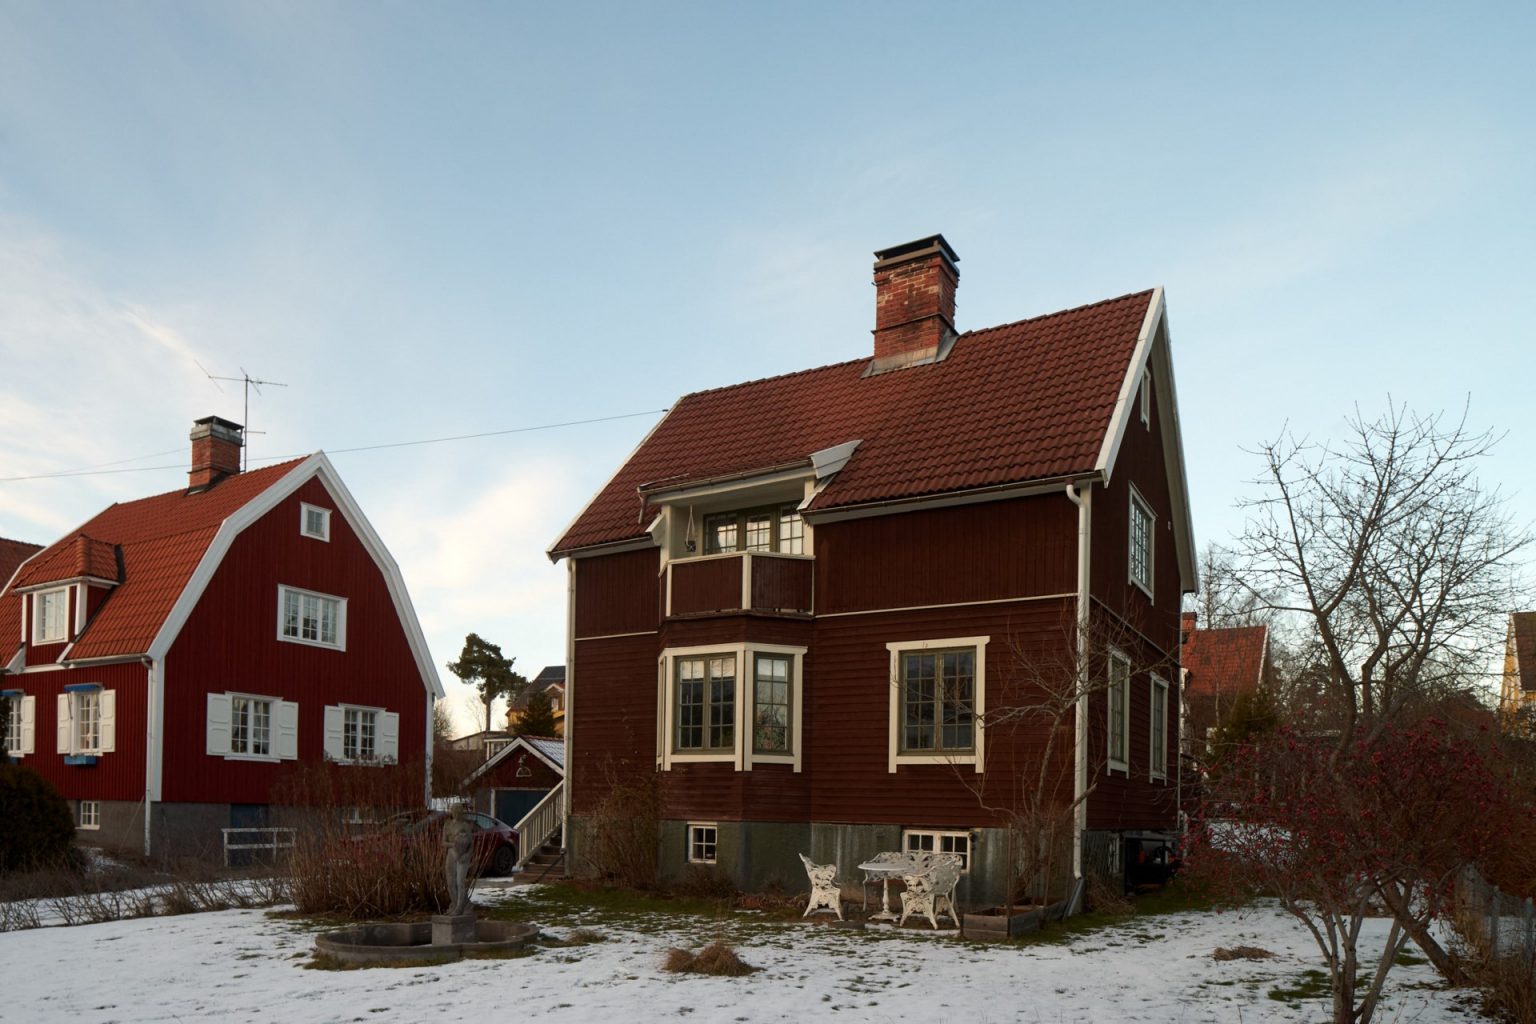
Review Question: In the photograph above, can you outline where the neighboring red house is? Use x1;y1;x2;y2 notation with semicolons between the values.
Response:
0;417;442;858
464;733;564;826
1178;612;1269;760
548;236;1198;905
506;664;566;737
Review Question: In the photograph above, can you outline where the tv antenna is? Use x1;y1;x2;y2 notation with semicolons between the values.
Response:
198;364;289;470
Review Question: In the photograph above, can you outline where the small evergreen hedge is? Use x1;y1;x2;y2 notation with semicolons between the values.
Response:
0;764;76;872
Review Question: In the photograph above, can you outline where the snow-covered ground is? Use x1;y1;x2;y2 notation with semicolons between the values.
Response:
1;885;1484;1023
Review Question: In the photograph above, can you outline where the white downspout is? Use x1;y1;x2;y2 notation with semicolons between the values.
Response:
143;657;159;859
1065;482;1092;886
424;692;435;807
563;558;575;828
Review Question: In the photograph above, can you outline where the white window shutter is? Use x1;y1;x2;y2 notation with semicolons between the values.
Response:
98;690;116;753
56;694;72;754
19;695;35;755
206;693;231;756
323;705;344;760
276;700;299;760
379;711;400;763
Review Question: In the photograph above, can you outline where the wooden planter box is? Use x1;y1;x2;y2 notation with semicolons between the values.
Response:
962;898;1068;942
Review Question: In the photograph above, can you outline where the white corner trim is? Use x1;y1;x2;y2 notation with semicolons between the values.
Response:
144;453;445;699
1093;285;1165;480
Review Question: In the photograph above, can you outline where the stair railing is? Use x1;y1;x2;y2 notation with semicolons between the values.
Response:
513;782;564;872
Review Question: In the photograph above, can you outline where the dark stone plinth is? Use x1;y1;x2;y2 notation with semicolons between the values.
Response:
432;913;477;945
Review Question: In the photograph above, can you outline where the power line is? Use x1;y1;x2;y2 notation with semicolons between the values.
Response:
0;409;668;483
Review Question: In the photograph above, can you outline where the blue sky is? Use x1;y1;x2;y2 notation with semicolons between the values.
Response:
3;2;1532;731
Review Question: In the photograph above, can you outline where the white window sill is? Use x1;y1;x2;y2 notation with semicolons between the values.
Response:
893;752;978;768
223;753;280;763
668;752;734;764
278;634;345;652
1107;761;1129;776
78;823;100;831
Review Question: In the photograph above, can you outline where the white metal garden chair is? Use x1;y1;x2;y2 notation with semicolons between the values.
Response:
898;856;962;929
799;852;844;921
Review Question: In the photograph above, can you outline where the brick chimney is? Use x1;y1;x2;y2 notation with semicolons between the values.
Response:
188;416;244;491
870;234;959;374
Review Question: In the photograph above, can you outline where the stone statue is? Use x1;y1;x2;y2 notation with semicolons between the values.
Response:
443;804;475;917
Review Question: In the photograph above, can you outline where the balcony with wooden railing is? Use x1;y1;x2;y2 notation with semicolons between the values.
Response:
665;552;813;618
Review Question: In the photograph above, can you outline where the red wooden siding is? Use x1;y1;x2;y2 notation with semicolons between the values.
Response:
477;748;562;791
813;495;1077;616
11;660;147;801
569;633;661;815
161;477;428;805
574;548;659;638
750;555;812;614
669;557;742;616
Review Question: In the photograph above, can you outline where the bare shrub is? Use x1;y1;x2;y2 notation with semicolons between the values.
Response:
578;758;661;889
663;940;757;977
677;865;737;901
1086;874;1132;916
287;823;450;920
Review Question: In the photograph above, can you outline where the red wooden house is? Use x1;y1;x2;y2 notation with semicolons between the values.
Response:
1178;612;1270;761
0;417;442;859
549;236;1198;905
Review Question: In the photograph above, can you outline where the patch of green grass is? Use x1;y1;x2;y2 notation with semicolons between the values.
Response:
484;883;730;929
1267;969;1334;1002
1394;950;1428;967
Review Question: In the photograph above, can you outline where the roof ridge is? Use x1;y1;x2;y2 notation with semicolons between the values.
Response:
961;288;1157;341
105;457;307;509
675;356;867;403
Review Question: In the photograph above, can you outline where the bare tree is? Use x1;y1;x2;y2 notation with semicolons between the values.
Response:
1218;401;1534;1010
1237;402;1530;747
1191;542;1272;628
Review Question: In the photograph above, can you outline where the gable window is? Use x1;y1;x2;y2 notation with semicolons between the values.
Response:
675;655;735;752
1149;674;1169;781
687;823;718;865
323;704;399;764
903;828;972;872
3;691;34;757
300;503;331;541
32;587;68;644
752;654;792;754
887;636;989;772
1129;491;1154;597
206;693;298;760
278;585;345;649
1107;650;1130;772
703;505;805;556
56;686;115;758
78;800;101;830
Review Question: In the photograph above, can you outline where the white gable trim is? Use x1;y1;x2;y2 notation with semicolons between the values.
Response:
1092;288;1198;594
145;453;444;699
549;406;676;563
465;733;566;786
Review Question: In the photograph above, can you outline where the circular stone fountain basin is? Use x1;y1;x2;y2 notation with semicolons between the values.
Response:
315;920;538;966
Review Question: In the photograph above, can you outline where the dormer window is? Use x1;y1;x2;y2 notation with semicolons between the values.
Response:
702;505;804;556
300;503;331;541
32;587;68;644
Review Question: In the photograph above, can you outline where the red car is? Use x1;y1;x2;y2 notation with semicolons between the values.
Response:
365;808;520;876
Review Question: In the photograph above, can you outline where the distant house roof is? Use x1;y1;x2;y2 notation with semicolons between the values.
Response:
1510;612;1536;693
465;733;565;785
553;289;1185;557
1181;613;1268;699
0;538;43;589
511;665;566;710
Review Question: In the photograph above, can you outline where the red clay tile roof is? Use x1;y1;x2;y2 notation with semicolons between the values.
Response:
0;538;43;588
13;534;119;587
1;461;302;662
555;289;1155;553
1511;612;1536;692
1181;624;1268;699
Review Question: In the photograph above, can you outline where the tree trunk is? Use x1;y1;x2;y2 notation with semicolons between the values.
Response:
1377;883;1468;985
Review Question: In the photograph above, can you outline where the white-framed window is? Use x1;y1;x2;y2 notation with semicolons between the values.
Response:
277;585;346;650
752;654;792;755
1107;650;1130;773
887;636;989;773
300;503;331;541
702;504;805;556
78;800;100;830
674;654;736;753
1129;490;1154;597
1149;674;1169;781
687;822;718;865
903;828;972;872
658;643;805;772
56;687;115;756
1139;369;1151;426
3;691;35;757
323;703;399;764
32;587;69;644
206;693;298;760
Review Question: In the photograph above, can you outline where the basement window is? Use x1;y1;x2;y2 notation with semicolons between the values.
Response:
687;823;718;865
903;828;972;872
78;800;100;830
